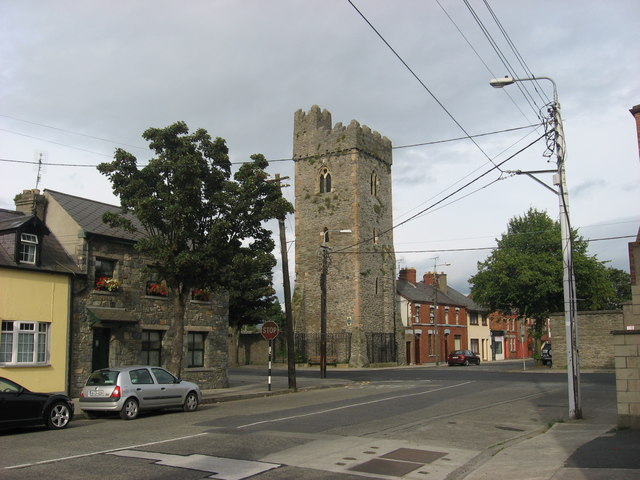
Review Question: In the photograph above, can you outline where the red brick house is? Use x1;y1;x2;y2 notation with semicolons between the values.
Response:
397;268;483;364
488;312;549;361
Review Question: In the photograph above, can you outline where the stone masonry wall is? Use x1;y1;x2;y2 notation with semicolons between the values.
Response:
612;326;640;429
292;106;397;341
549;310;623;370
612;225;640;429
69;236;228;396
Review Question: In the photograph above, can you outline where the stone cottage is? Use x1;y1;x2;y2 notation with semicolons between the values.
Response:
14;189;229;396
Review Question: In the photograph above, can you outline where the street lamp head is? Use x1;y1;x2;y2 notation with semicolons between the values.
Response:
489;76;515;88
338;229;352;233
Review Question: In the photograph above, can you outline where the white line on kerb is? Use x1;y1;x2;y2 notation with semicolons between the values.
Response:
236;381;474;429
5;432;209;470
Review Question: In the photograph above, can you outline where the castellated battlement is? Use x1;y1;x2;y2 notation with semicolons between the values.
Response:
293;105;392;165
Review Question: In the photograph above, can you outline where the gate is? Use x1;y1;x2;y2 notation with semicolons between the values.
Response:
366;332;397;364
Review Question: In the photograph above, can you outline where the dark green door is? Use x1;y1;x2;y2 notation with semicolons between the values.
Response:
92;328;111;371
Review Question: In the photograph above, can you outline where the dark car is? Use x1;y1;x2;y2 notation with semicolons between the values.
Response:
541;343;552;366
447;350;481;366
0;377;74;430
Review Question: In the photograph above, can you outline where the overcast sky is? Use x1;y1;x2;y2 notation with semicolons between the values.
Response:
2;0;639;297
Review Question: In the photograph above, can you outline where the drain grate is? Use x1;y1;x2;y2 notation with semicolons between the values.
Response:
381;448;447;464
349;458;423;477
349;448;448;477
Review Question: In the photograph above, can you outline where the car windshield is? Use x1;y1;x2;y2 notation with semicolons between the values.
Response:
86;369;119;386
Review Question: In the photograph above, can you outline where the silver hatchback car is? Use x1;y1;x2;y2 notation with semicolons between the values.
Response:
79;366;202;420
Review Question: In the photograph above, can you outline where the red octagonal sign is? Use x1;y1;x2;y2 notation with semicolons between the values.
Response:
261;321;279;340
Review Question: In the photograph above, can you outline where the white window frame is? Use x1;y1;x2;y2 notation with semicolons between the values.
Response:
0;321;50;365
19;233;38;264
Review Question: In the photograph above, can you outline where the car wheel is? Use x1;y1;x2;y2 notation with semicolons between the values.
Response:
477;359;481;365
463;360;469;366
46;401;71;429
119;398;139;420
183;392;199;412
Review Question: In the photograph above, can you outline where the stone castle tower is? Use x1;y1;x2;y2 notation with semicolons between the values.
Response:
292;105;399;366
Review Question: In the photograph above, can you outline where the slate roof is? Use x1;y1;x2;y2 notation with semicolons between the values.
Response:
0;209;48;232
46;190;145;242
0;209;81;274
397;278;486;311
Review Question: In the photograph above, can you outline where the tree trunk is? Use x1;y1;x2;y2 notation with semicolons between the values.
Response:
166;285;188;375
228;324;240;367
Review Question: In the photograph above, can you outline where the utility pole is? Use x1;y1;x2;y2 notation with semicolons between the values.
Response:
319;244;329;378
431;257;450;365
489;75;581;419
318;229;351;378
552;101;582;419
433;272;439;365
273;174;296;390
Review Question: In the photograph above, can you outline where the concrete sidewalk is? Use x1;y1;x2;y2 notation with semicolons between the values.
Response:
465;421;640;480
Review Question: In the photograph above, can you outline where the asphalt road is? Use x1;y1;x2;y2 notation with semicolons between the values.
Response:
0;363;617;480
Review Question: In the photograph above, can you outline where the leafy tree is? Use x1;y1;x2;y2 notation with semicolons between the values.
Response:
226;248;281;366
469;208;616;354
604;267;631;310
97;121;293;374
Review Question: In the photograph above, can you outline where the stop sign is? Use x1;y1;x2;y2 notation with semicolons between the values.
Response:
261;321;279;340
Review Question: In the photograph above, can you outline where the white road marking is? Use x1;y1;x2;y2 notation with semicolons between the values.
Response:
108;450;280;480
4;432;209;470
236;381;474;429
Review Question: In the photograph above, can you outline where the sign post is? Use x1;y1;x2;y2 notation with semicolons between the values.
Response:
261;321;279;391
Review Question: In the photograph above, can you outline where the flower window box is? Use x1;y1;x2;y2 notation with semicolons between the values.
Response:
146;281;169;297
95;277;122;292
191;289;210;302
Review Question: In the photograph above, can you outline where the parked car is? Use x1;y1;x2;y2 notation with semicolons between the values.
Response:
541;343;552;366
79;366;202;420
0;377;74;430
447;350;481;366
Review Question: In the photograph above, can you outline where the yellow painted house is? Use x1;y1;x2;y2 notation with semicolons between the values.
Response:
0;205;80;393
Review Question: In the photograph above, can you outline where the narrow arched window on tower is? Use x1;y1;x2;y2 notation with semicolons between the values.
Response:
371;171;378;196
319;168;332;193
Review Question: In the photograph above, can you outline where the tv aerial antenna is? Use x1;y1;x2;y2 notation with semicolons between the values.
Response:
34;151;47;190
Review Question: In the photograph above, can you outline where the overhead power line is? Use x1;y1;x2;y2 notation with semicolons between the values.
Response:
335;132;546;254
0;123;540;168
331;235;637;256
0;114;147;150
346;0;503;172
435;0;535;125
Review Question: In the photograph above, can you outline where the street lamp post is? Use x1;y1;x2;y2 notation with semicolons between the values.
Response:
430;257;450;365
319;229;352;378
490;75;581;419
412;304;420;365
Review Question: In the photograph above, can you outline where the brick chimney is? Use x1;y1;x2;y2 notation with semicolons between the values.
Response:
15;189;46;219
423;272;447;292
631;104;640;160
398;267;417;284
